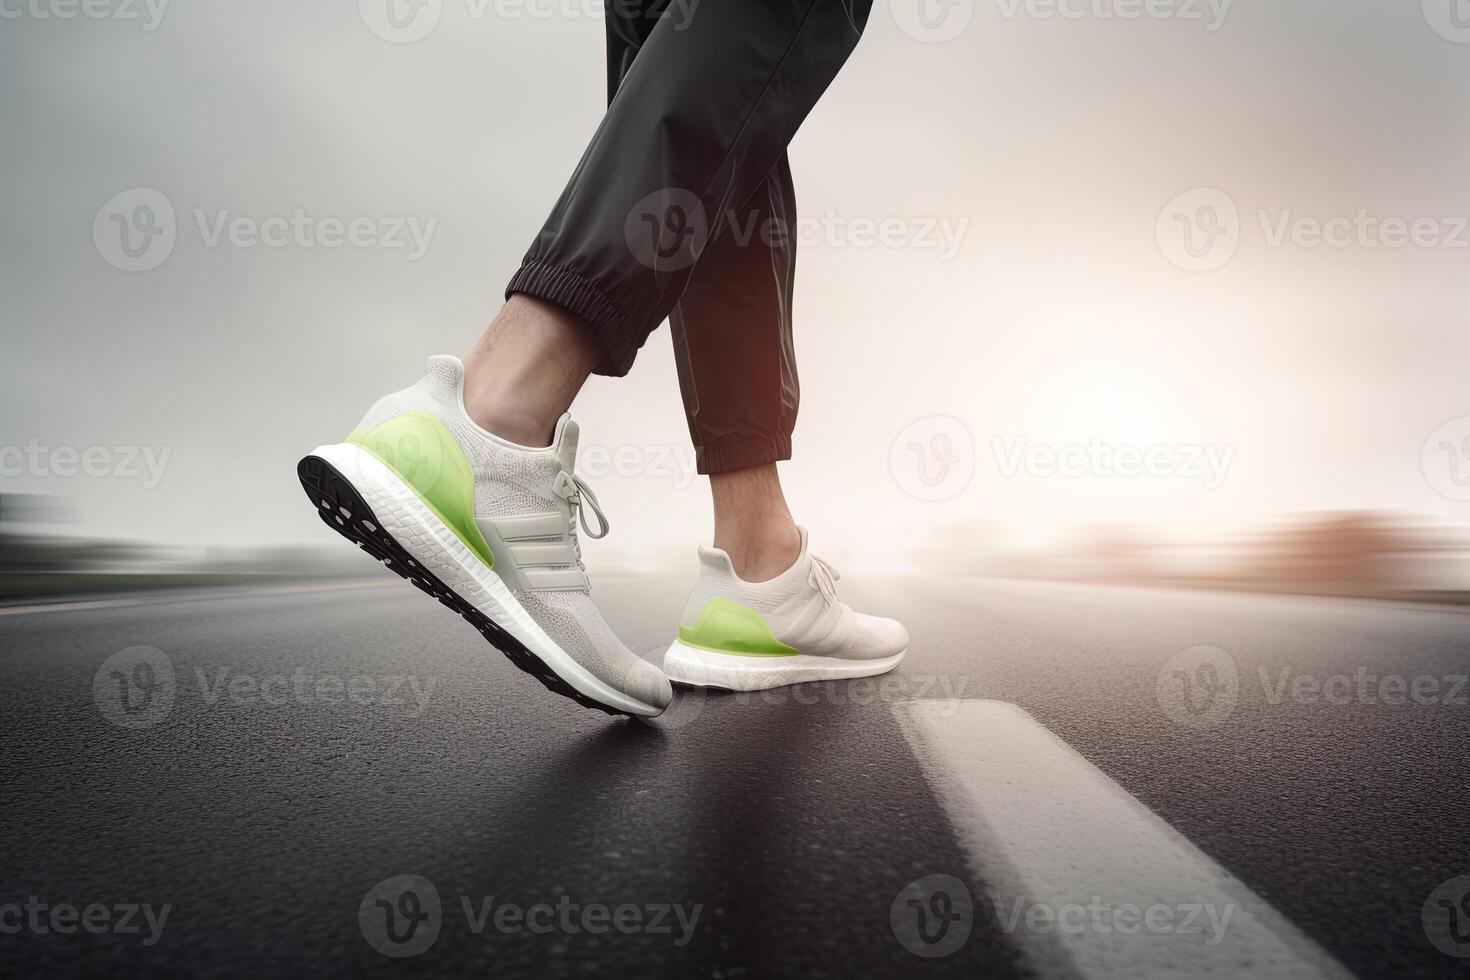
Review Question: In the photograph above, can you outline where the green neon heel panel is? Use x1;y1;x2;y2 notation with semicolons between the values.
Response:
678;598;798;657
345;413;494;570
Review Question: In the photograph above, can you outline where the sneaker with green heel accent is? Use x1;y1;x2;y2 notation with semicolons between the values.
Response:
296;355;672;718
662;528;908;691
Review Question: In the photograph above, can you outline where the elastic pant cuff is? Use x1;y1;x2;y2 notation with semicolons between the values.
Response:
505;260;641;377
696;433;792;476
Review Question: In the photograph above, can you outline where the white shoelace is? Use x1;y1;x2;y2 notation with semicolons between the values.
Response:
552;470;609;569
808;553;842;606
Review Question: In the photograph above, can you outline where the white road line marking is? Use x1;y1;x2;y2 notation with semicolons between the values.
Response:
0;579;395;617
0;598;145;618
894;700;1355;980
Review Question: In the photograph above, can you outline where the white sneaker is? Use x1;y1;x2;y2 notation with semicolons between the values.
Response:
662;529;908;691
297;355;672;717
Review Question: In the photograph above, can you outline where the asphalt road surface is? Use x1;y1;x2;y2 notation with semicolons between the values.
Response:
2;575;1468;978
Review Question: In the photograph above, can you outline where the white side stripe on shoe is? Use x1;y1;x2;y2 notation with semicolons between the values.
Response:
476;512;587;591
483;513;566;540
505;542;579;568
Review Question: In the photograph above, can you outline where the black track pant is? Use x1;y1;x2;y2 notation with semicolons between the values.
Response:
505;0;871;474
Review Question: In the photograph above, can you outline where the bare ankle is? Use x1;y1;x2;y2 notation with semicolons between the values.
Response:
462;295;602;445
710;464;802;582
719;521;801;582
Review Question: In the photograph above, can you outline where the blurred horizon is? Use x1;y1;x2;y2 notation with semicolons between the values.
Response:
6;491;1468;601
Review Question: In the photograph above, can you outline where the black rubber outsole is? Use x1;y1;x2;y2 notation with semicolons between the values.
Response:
296;453;629;718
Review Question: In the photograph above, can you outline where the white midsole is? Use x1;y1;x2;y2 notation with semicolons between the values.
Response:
662;639;906;692
306;442;662;717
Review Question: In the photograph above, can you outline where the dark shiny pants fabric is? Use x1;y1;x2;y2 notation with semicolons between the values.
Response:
505;0;871;474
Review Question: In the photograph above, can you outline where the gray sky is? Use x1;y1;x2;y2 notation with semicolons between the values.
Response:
4;0;1469;572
